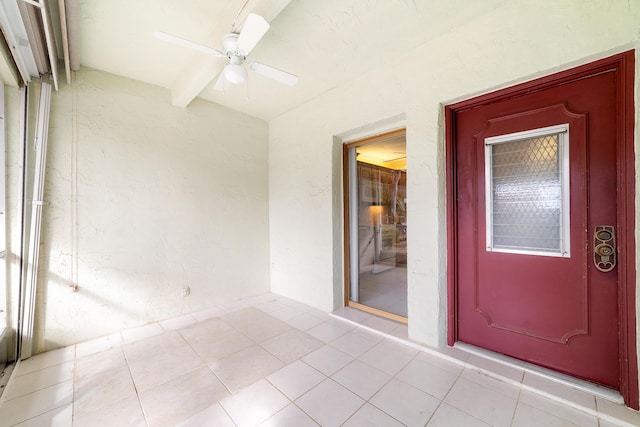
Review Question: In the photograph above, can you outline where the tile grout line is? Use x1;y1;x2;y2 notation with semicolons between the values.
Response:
359;350;417;426
119;328;153;427
329;311;637;427
171;314;239;425
259;308;400;426
328;312;467;367
4;380;74;426
263;356;325;426
423;353;487;427
326;324;459;426
508;385;523;426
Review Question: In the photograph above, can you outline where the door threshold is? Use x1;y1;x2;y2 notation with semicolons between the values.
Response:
454;342;623;404
347;302;407;324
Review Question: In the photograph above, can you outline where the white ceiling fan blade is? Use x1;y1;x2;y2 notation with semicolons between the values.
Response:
153;32;225;58
236;13;270;53
248;62;298;86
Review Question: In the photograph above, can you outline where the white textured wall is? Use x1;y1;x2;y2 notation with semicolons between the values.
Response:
29;68;269;350
269;0;640;350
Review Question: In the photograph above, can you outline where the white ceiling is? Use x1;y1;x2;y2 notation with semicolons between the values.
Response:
76;0;506;120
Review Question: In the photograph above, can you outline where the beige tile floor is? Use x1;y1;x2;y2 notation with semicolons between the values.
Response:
1;293;639;426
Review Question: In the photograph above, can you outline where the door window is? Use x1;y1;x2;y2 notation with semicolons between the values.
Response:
485;124;570;257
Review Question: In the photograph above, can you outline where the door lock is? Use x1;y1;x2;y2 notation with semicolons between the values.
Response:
594;226;616;272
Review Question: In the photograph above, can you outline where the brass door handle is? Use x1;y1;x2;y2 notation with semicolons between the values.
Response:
594;226;616;272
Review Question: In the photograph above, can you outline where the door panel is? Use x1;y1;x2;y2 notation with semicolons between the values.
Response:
475;105;588;344
455;70;619;387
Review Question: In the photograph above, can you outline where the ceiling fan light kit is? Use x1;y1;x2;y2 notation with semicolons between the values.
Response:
154;13;298;90
224;62;247;85
222;34;248;85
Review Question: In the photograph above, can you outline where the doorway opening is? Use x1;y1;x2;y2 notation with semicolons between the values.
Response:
344;129;407;322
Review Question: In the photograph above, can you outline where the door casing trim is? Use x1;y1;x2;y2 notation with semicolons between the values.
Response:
444;50;637;408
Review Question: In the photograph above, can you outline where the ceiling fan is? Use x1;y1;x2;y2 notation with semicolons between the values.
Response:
154;13;298;90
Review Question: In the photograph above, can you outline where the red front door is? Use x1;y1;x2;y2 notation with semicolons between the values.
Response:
452;60;628;388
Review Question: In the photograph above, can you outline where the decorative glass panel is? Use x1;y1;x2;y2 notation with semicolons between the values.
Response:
485;125;569;257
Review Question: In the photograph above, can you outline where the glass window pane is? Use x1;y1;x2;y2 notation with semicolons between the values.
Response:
486;127;568;256
346;133;407;318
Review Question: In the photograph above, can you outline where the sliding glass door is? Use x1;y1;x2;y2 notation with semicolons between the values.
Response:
345;130;407;321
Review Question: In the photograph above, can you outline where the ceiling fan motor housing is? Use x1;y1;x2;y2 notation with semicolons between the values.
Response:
222;33;246;59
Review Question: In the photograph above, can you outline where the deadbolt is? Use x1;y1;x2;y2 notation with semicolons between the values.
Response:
596;230;613;241
595;244;614;256
594;225;616;273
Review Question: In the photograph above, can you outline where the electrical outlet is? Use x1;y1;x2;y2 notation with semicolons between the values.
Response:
182;286;190;297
